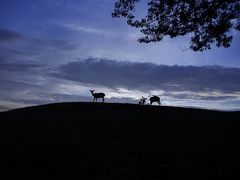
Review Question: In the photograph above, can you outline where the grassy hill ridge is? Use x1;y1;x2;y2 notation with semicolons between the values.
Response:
1;102;240;179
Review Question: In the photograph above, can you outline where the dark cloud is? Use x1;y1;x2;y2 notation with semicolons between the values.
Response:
0;28;22;42
0;28;78;66
0;28;77;50
53;58;240;93
0;62;47;72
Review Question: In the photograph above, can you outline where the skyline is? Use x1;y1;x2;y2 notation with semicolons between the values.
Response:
0;0;240;111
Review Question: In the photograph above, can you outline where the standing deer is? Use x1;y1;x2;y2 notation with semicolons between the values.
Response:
90;90;105;102
149;95;161;105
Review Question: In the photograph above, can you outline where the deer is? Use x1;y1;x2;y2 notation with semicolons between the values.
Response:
138;96;147;105
90;90;105;102
149;95;161;105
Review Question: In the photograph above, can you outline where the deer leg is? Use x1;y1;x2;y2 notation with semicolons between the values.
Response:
102;97;104;102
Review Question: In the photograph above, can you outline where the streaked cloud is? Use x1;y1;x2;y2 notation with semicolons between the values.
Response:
59;22;112;36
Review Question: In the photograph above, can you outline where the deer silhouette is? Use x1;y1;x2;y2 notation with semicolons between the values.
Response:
139;96;147;105
149;95;161;105
90;90;105;102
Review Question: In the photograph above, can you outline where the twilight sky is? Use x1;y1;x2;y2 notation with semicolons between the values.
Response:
0;0;240;111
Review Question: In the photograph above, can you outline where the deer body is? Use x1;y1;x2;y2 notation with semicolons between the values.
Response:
149;95;161;105
90;90;105;102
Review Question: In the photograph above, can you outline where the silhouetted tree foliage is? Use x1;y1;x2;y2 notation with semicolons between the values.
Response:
112;0;240;51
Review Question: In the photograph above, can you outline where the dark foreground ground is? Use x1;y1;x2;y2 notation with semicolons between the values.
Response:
0;102;240;179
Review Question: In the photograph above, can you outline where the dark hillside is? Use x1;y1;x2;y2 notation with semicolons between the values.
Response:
0;102;240;179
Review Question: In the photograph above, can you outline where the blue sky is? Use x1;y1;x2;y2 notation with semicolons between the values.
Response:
0;0;240;111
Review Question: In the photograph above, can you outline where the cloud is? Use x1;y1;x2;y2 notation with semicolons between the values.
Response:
53;58;240;93
1;54;239;111
161;91;240;101
0;62;47;72
0;105;11;112
0;27;239;111
0;28;78;65
61;23;108;35
0;28;22;42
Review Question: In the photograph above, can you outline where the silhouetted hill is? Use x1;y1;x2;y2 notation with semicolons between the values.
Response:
1;102;240;179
